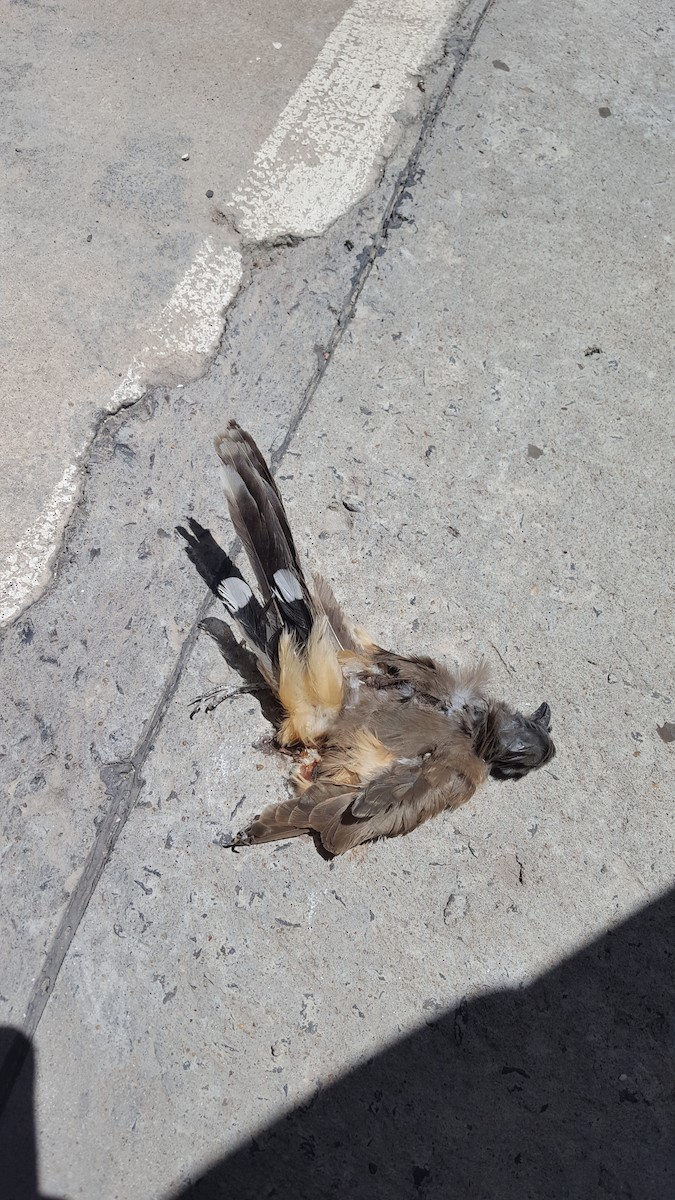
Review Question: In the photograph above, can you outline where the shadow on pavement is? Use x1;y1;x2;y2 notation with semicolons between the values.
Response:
1;889;673;1198
0;1027;62;1200
173;886;675;1199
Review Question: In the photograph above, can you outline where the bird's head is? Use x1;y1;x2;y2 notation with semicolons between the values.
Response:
475;700;555;780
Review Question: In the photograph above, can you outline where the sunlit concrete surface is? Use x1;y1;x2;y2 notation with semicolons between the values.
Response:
1;0;455;626
0;0;348;622
0;0;673;1196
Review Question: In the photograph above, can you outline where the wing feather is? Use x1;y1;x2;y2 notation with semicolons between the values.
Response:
312;573;362;652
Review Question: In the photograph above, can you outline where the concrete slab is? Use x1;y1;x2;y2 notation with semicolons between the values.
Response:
1;0;346;597
2;0;457;626
0;0;466;1058
0;0;673;1196
0;213;365;1033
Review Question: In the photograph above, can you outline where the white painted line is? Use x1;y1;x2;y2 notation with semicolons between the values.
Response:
2;0;458;625
109;239;243;408
229;0;458;240
0;463;80;625
0;239;242;626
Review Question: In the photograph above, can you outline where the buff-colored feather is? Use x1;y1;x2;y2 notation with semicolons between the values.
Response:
277;619;344;747
210;423;556;856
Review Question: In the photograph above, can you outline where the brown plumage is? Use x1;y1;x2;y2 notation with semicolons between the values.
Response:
211;421;555;856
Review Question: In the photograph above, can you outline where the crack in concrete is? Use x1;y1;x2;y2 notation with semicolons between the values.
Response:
0;0;495;1111
269;0;495;466
2;0;486;636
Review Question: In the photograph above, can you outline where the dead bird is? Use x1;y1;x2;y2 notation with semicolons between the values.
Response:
210;421;555;856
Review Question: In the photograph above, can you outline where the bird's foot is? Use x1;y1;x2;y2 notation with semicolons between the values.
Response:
217;827;255;851
189;683;266;719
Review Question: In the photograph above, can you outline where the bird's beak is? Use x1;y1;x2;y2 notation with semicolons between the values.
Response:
530;701;552;731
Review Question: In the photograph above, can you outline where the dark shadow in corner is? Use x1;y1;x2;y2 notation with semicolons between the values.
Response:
0;1027;64;1200
176;519;283;728
1;895;673;1198
171;887;675;1200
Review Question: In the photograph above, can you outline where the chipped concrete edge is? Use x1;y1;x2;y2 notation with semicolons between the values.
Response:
0;0;478;633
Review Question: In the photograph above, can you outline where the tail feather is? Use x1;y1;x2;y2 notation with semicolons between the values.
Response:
222;424;301;569
216;574;277;671
177;517;273;662
215;422;314;644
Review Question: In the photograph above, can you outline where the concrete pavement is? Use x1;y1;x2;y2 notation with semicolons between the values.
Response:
1;0;453;625
1;0;674;1196
2;0;345;617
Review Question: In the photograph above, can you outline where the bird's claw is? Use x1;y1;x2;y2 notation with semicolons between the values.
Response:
218;828;255;851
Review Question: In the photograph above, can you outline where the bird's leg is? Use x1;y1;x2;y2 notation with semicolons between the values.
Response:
189;683;266;718
217;828;254;851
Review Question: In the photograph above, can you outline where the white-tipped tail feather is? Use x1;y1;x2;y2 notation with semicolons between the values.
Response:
210;422;556;855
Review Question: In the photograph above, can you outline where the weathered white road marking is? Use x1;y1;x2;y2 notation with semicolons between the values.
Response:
0;464;79;625
0;240;242;624
229;0;457;240
109;239;243;408
1;0;459;625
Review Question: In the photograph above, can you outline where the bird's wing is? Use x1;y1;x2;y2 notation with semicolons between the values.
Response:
235;738;486;855
234;685;490;855
313;740;486;854
359;647;490;709
311;572;363;652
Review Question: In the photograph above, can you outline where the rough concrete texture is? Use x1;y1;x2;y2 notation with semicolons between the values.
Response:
0;48;449;1041
0;0;359;619
1;0;341;511
1;0;674;1197
1;0;457;628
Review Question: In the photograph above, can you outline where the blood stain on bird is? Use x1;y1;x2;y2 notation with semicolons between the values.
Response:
199;421;555;857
